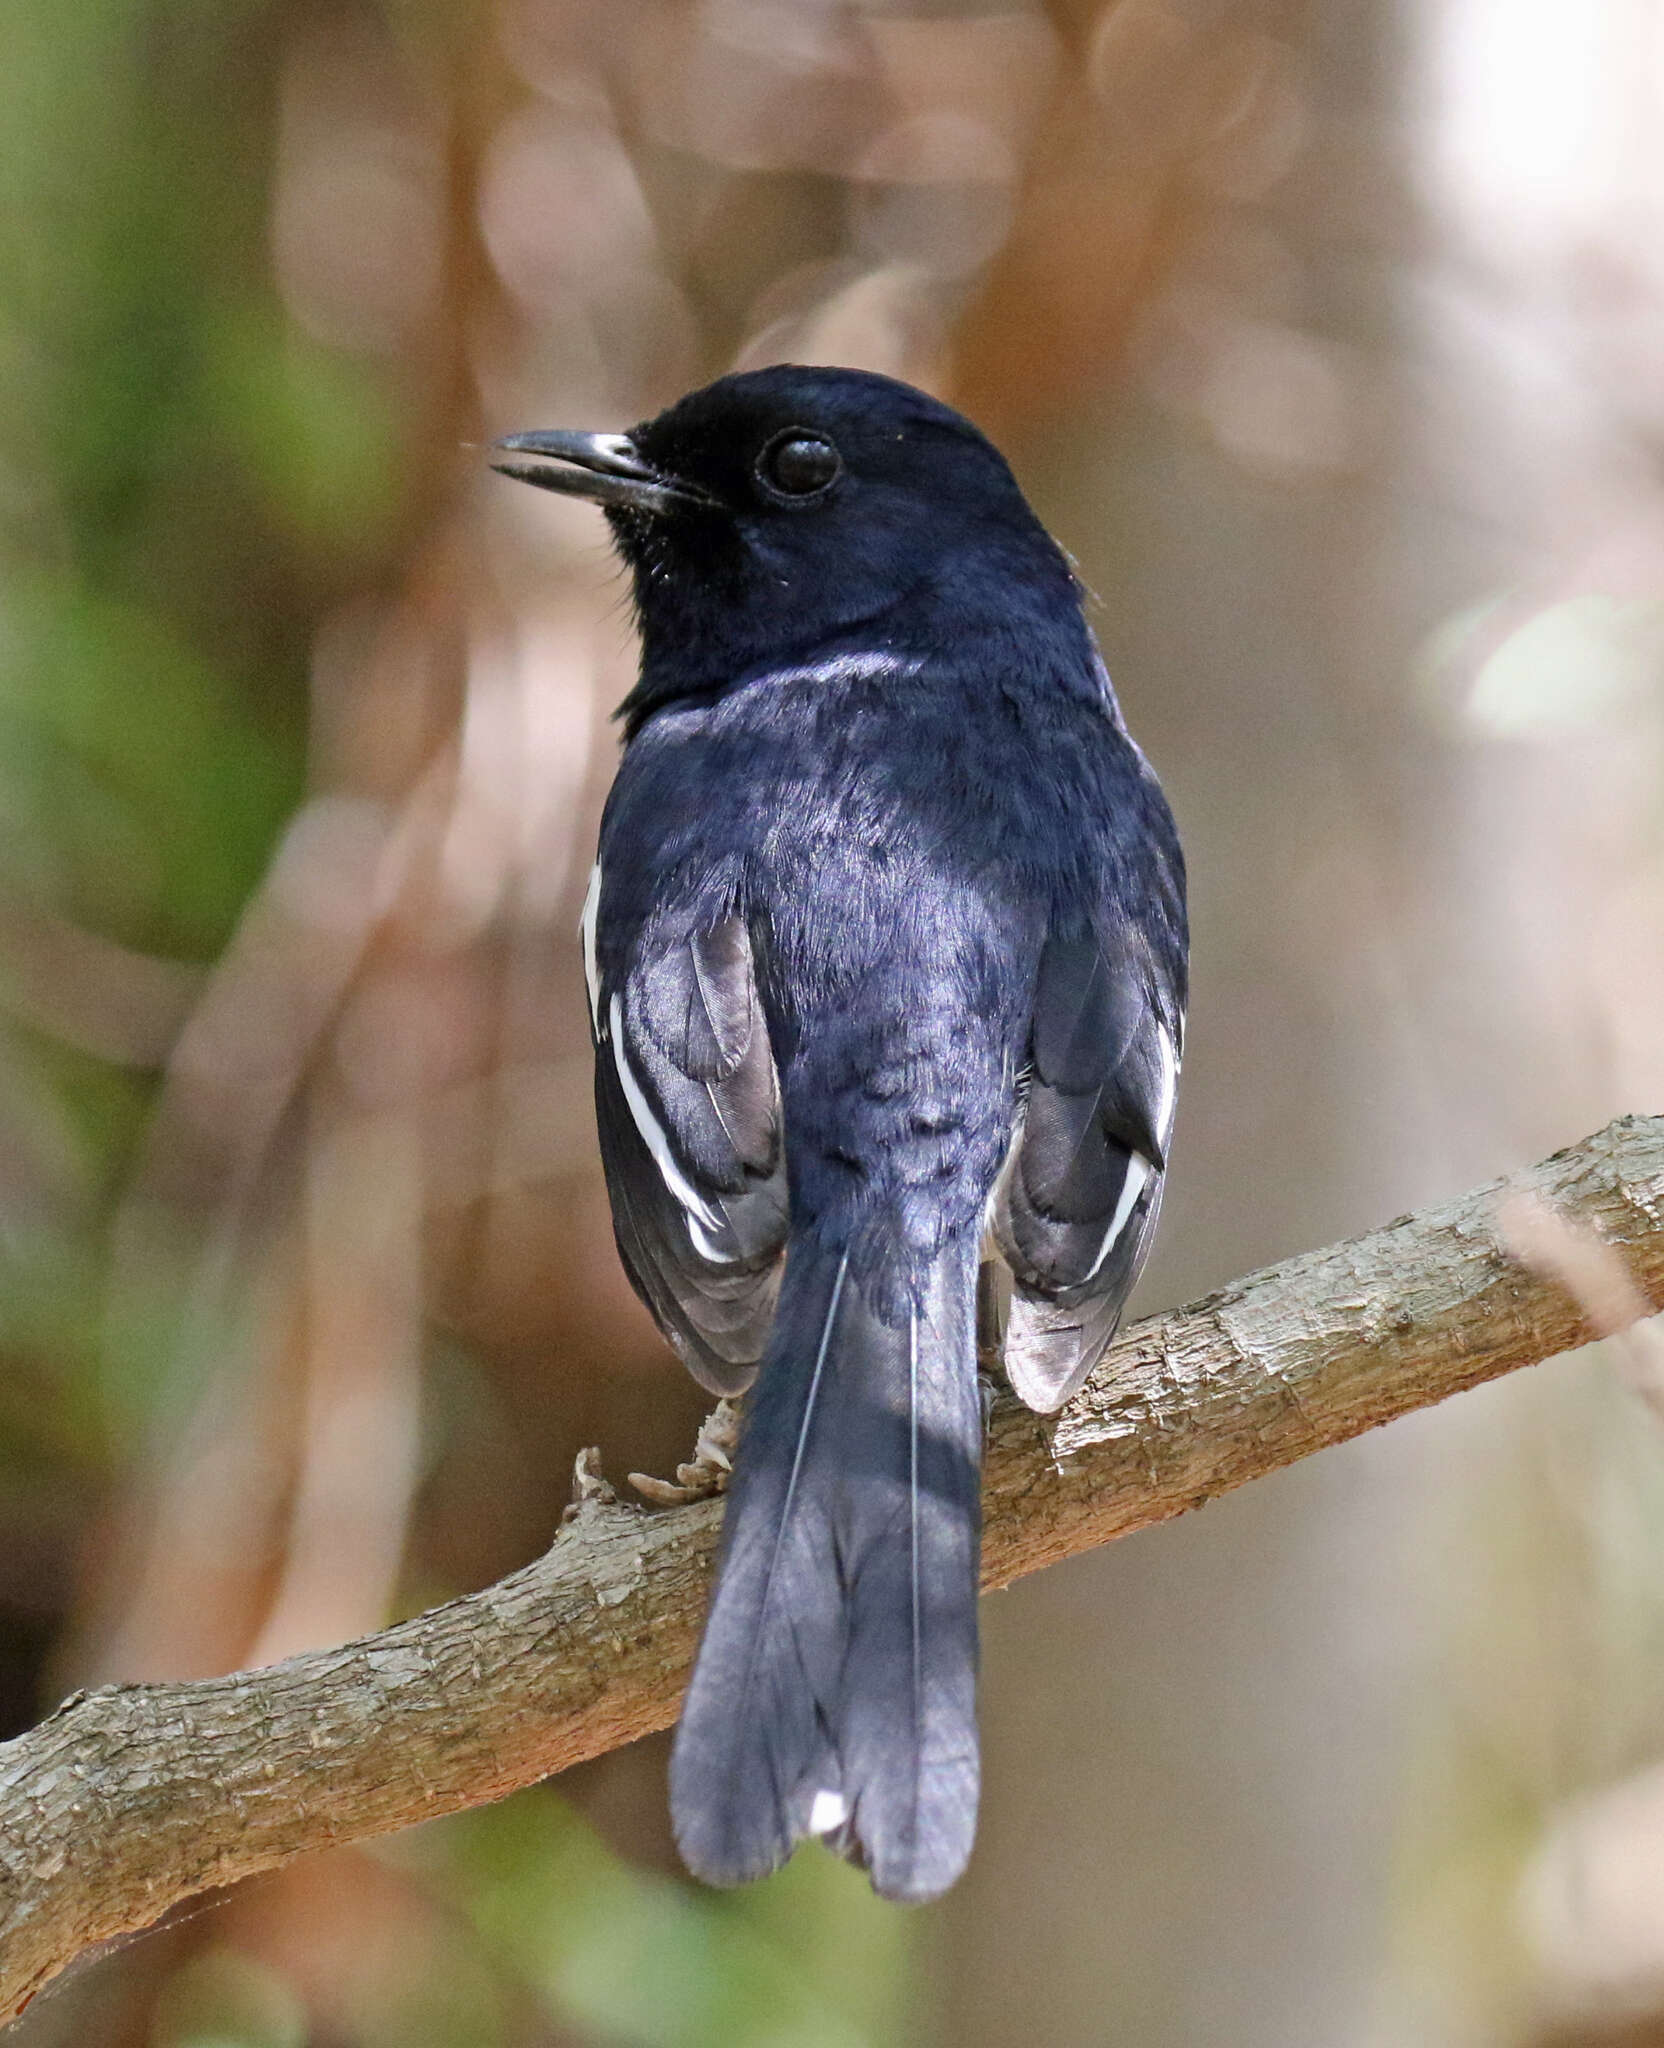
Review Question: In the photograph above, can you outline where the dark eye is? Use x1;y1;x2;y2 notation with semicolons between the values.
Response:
757;430;842;500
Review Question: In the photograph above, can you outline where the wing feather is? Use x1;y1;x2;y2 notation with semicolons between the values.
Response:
594;900;788;1393
994;925;1182;1413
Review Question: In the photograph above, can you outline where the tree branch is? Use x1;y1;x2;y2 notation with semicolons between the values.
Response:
4;1115;1663;2017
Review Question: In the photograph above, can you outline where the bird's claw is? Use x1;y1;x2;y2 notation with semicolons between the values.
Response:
629;1397;741;1506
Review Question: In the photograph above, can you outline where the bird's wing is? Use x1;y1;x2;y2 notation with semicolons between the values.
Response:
590;887;788;1396
993;922;1183;1413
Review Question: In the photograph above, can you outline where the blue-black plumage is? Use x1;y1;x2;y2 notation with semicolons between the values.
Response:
494;366;1188;1903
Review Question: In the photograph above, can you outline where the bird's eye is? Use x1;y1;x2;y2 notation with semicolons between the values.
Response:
756;430;842;500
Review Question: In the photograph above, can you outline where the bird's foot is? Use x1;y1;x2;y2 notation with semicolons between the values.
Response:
628;1397;740;1507
977;1370;1002;1439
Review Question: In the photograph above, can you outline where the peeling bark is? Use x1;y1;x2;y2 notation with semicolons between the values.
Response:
2;1115;1661;2019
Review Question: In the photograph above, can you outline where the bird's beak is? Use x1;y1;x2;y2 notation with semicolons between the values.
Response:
490;430;708;515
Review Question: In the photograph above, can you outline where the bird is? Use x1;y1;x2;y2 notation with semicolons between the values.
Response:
493;366;1187;1905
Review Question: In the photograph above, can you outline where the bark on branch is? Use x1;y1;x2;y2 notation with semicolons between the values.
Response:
4;1115;1663;2018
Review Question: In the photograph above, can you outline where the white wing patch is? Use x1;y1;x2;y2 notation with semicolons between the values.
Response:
609;993;735;1263
1082;1021;1180;1282
1154;1019;1180;1143
579;862;603;1035
1086;1150;1152;1280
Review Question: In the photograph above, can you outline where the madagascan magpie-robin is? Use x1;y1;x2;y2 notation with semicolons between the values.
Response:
493;367;1187;1904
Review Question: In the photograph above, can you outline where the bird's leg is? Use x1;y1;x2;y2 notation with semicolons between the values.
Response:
628;1396;741;1506
976;1258;1010;1439
976;1372;1000;1437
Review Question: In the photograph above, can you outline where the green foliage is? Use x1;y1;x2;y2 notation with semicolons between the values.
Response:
413;1789;921;2048
200;309;405;558
151;1948;309;2048
0;0;327;1545
0;6;927;2042
0;568;294;953
0;0;410;1510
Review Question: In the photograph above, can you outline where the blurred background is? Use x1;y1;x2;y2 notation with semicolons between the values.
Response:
1;0;1663;2041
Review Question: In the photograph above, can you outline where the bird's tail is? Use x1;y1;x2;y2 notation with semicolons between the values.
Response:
669;1227;983;1903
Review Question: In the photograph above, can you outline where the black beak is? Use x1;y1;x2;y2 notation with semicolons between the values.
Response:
490;430;709;515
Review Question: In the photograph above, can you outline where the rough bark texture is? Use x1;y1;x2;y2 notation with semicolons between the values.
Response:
3;1115;1662;2018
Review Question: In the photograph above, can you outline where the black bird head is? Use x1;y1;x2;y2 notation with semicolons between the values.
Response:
494;365;1085;730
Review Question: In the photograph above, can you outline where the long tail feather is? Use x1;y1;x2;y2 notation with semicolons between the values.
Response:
670;1229;983;1902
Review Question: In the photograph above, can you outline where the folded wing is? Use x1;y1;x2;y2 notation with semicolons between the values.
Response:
593;900;788;1395
993;924;1183;1412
